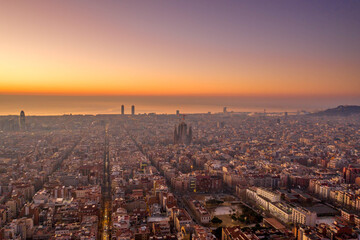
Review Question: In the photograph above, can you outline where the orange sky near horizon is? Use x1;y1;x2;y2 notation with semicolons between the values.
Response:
1;1;360;97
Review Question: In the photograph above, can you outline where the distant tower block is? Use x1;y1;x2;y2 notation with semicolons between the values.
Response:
284;111;288;118
19;110;26;131
131;105;135;115
121;105;125;115
174;115;192;145
176;110;180;116
223;107;227;114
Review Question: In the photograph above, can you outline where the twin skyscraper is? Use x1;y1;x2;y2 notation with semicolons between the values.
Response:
121;105;135;115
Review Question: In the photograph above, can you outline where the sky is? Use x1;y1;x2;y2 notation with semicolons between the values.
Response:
1;1;360;114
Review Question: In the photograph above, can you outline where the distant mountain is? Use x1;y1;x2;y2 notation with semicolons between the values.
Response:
312;105;360;116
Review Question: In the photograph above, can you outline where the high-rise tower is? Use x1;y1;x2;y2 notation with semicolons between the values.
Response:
131;105;135;115
19;110;26;131
121;105;125;115
174;115;192;145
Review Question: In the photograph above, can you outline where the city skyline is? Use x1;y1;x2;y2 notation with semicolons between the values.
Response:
2;94;360;116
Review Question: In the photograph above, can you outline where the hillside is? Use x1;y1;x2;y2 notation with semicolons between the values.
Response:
312;105;360;116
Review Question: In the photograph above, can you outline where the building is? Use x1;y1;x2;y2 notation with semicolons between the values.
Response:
192;225;216;240
139;161;148;173
121;105;125;115
256;188;281;202
268;202;293;223
174;117;192;145
187;200;210;224
222;226;248;240
343;165;360;183
222;226;293;240
196;175;223;193
246;188;283;212
131;105;135;115
171;175;189;193
176;110;179;116
19;110;26;131
292;207;317;227
174;209;191;232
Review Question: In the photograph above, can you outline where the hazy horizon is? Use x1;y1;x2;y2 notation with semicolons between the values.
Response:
1;94;360;116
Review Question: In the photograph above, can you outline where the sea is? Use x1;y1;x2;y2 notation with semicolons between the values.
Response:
1;94;360;116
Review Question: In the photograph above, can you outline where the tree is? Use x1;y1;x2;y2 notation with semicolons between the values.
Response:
212;227;222;239
211;216;223;224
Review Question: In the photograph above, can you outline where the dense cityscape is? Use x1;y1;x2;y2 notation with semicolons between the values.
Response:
0;107;360;240
2;0;360;239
